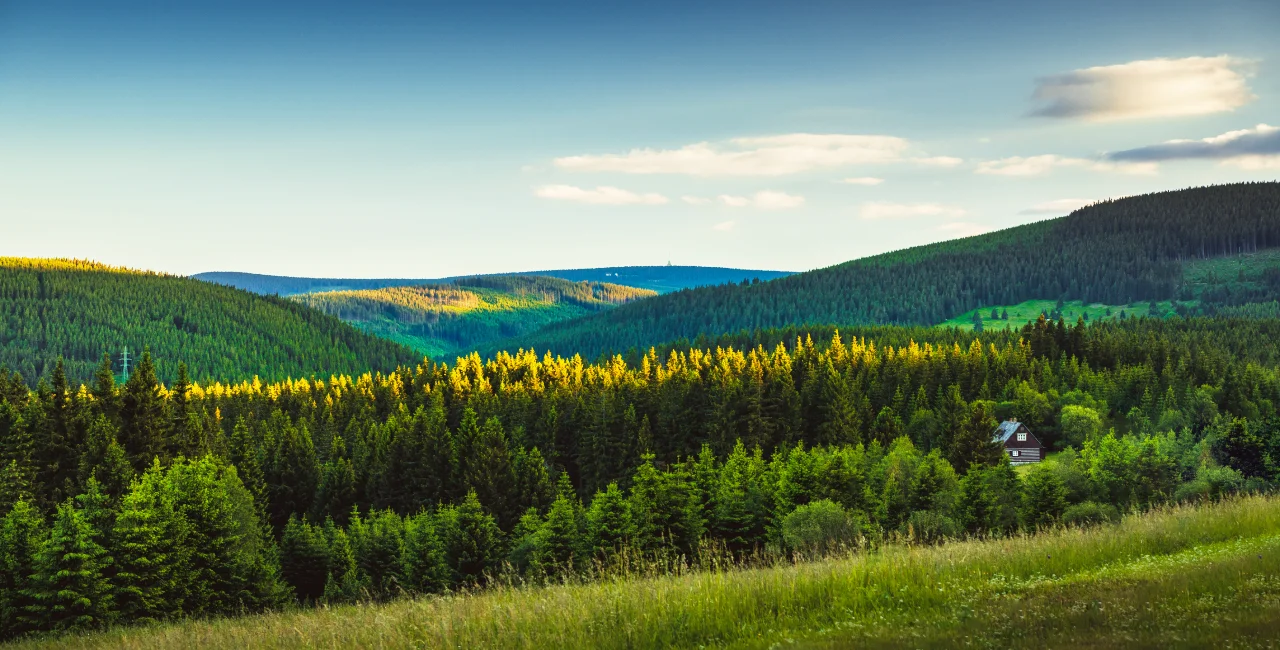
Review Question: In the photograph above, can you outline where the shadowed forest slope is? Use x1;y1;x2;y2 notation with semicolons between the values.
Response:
485;183;1280;358
0;258;420;383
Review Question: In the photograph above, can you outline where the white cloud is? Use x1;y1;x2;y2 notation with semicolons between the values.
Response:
751;190;806;210
534;185;668;205
713;220;736;231
716;191;805;209
1107;123;1280;169
1020;198;1095;215
553;133;924;176
1031;56;1255;121
913;156;964;167
937;222;993;237
975;154;1157;176
860;202;966;220
839;176;885;186
682;196;712;205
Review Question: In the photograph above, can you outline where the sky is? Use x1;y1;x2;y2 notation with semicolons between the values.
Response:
1;0;1278;278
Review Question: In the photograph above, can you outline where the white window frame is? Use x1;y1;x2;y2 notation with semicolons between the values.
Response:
1011;450;1020;457
1016;432;1027;442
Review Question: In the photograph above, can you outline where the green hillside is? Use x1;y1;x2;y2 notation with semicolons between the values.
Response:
0;258;420;383
483;182;1280;358
293;275;656;358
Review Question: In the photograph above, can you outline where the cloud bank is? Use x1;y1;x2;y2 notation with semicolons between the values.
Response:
715;191;806;209
975;154;1156;176
553;133;956;176
1020;198;1095;215
1031;56;1254;121
860;202;966;220
840;176;885;186
534;185;668;205
1107;124;1280;169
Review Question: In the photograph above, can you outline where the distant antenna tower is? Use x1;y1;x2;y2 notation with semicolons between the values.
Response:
120;346;131;383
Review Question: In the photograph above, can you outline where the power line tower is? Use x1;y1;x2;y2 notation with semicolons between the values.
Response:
120;346;131;383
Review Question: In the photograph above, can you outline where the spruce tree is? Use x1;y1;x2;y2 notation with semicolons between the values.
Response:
119;350;166;470
585;483;632;559
112;464;183;623
1021;467;1067;529
436;491;503;586
279;517;330;603
0;500;46;639
23;501;114;632
402;511;449;594
947;402;1003;473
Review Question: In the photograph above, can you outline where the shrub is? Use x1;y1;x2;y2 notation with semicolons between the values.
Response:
905;510;957;544
781;500;861;555
1062;501;1120;527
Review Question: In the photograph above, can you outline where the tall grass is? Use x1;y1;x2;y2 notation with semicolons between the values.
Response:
15;495;1280;649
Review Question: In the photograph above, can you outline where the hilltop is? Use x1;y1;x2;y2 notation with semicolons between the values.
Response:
293;275;655;358
483;182;1280;358
0;258;420;383
193;265;793;296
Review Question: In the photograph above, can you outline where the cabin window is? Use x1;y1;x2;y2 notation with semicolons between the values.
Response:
1016;432;1027;441
1011;450;1020;457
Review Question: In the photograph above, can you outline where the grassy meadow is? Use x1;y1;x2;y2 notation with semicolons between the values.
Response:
938;299;1182;332
14;494;1280;650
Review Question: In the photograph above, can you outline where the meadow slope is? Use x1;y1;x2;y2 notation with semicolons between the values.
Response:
16;495;1280;650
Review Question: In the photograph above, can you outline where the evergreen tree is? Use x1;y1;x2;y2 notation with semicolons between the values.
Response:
23;501;114;632
0;500;46;639
119;350;166;470
947;402;1003;473
585;483;632;559
112;463;184;623
1021;466;1067;529
402;511;449;594
279;517;330;603
435;491;503;587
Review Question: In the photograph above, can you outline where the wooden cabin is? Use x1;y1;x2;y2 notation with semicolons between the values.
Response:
992;419;1044;464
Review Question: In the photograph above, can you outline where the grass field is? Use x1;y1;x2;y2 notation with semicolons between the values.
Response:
14;494;1280;649
938;299;1182;332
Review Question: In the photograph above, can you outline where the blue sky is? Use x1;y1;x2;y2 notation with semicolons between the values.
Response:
2;0;1278;277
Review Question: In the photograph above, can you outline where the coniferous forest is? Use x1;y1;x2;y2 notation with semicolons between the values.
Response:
490;183;1280;358
4;314;1280;639
0;258;419;385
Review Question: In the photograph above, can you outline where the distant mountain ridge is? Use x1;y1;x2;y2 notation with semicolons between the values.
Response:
193;265;794;296
293;275;655;358
479;182;1280;359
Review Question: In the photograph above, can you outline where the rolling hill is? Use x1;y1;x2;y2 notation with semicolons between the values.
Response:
0;258;420;384
481;182;1280;358
193;265;793;296
292;275;656;358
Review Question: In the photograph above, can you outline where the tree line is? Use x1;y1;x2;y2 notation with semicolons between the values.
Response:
4;314;1280;639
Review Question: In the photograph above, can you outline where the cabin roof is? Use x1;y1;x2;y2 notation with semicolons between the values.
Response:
992;420;1026;444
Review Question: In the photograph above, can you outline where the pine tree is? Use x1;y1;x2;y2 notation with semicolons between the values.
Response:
279;517;330;603
348;509;405;599
947;402;1003;473
435;491;503;587
0;500;46;639
1021;467;1067;529
23;501;114;632
119;350;166;470
112;463;183;623
585;483;632;559
76;416;134;506
402;511;449;594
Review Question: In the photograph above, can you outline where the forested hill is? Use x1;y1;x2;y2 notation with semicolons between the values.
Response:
194;265;793;296
292;275;655;358
486;182;1280;358
0;258;420;384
